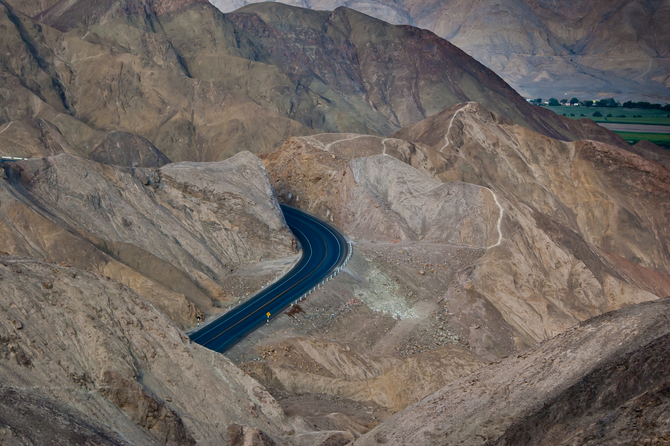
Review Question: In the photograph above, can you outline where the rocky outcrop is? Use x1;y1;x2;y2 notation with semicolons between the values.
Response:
89;132;171;168
395;102;670;274
353;298;670;446
227;424;278;446
0;152;296;329
247;338;486;412
258;102;669;411
0;387;131;446
98;371;196;445
341;155;500;247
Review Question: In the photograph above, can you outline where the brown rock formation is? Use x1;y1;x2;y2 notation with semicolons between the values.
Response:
629;140;670;168
0;387;131;445
89;131;171;168
0;0;631;166
252;102;669;428
211;0;670;102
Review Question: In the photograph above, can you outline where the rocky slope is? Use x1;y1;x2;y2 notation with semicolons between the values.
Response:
0;151;296;330
0;0;667;443
229;101;670;438
353;298;670;446
210;0;670;102
1;0;631;168
0;0;311;162
0;257;301;445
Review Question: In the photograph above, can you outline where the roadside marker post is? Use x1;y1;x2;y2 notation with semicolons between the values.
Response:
288;239;354;311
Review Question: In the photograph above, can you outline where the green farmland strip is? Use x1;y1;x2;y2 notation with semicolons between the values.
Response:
615;132;670;147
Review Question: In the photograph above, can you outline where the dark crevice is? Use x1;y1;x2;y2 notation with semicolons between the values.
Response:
144;6;193;79
0;0;75;115
174;51;193;78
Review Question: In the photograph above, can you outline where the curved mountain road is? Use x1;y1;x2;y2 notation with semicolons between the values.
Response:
189;204;349;353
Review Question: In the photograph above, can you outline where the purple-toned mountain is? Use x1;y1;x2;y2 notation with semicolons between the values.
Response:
211;0;670;102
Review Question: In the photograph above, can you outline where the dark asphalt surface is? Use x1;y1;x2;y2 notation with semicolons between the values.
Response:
189;204;348;353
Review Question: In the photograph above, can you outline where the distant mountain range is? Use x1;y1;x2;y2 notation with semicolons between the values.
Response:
209;0;670;102
2;0;623;165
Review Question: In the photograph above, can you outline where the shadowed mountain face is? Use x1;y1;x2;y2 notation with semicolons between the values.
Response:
89;131;172;168
1;0;629;165
210;0;670;102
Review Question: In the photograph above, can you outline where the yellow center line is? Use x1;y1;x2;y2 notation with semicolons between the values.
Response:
202;216;333;349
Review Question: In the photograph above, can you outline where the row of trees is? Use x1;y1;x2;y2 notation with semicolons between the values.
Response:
531;97;670;111
622;101;670;110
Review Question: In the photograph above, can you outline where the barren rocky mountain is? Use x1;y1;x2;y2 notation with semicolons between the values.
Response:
210;0;670;102
1;151;297;329
0;0;668;444
262;103;670;346
229;101;670;439
1;0;632;168
0;257;302;445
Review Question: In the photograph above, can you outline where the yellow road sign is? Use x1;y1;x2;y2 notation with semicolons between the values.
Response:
266;312;271;318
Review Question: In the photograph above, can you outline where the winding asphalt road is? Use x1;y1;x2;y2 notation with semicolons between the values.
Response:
189;204;349;353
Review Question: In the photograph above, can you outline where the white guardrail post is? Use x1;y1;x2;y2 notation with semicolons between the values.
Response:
290;241;354;307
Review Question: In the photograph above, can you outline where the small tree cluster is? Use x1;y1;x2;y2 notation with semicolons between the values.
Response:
530;97;670;112
623;101;670;111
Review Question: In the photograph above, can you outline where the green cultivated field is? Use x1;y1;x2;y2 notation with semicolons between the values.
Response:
546;105;670;126
616;132;670;147
544;105;670;147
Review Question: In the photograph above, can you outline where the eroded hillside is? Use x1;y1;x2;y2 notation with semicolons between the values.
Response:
230;102;670;438
0;0;667;444
354;298;670;446
0;258;301;445
210;0;670;102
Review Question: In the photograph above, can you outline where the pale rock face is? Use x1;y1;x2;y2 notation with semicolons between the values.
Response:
343;155;500;248
395;102;669;347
